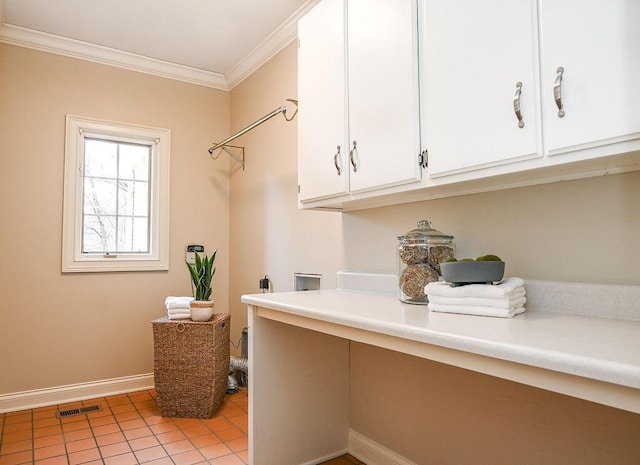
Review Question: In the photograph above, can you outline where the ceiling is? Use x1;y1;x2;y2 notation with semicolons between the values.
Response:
0;0;317;90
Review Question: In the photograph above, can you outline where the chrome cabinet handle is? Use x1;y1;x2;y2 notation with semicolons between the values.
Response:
333;145;341;175
513;81;524;128
349;140;358;172
553;66;565;118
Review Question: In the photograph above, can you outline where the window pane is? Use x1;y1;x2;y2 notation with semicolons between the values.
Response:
85;139;117;177
117;217;149;253
83;215;116;252
117;180;150;216
119;144;150;181
82;139;151;254
84;178;117;215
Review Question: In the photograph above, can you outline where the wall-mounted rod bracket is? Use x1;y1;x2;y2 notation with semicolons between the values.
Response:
207;99;298;170
209;144;245;170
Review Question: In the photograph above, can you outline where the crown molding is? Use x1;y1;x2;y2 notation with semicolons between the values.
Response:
0;23;229;90
225;0;321;90
224;22;296;91
0;0;321;91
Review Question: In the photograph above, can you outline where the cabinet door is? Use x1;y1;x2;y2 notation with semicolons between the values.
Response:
298;0;349;203
421;0;542;177
540;0;640;156
348;0;422;192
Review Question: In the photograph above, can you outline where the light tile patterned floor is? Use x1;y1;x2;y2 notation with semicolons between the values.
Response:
0;389;364;465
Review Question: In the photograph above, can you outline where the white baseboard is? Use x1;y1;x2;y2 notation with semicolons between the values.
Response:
0;373;154;413
349;429;418;465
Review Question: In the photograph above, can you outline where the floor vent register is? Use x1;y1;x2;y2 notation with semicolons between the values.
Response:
56;404;103;418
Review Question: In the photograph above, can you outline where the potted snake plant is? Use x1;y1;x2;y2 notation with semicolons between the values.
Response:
186;250;217;321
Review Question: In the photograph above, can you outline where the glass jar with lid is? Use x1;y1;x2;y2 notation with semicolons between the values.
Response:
397;220;455;304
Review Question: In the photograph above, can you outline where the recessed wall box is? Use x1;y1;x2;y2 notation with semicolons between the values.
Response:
294;273;322;292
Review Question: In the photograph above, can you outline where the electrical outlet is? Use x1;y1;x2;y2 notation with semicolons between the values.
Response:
186;244;204;264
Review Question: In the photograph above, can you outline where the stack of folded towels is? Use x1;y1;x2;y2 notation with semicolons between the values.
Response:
424;277;526;318
164;296;194;320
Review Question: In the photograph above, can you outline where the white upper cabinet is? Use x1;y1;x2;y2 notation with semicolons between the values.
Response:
299;0;640;211
347;0;422;192
421;0;542;177
298;0;421;204
297;0;348;202
539;0;640;157
422;0;640;179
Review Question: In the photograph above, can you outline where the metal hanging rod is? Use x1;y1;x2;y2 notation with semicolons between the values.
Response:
208;99;298;170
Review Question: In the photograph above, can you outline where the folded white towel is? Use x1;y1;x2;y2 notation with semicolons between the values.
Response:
167;311;191;320
427;293;526;309
165;296;194;303
165;296;194;311
425;277;526;299
428;302;526;318
168;308;192;315
167;302;191;310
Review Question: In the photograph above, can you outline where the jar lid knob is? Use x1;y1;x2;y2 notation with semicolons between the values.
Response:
417;219;431;229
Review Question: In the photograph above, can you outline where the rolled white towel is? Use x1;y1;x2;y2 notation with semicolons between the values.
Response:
427;293;526;309
165;296;194;311
428;302;526;318
425;277;525;299
168;311;191;320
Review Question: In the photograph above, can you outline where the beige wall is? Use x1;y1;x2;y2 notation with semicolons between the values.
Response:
343;171;640;285
342;127;640;463
338;94;640;463
3;34;640;463
227;42;343;348
0;44;230;393
350;343;640;465
227;42;640;463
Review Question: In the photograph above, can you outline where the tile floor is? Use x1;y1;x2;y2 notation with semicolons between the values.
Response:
317;456;364;465
0;389;364;465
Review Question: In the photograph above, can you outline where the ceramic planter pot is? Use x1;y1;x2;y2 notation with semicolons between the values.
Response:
190;300;214;321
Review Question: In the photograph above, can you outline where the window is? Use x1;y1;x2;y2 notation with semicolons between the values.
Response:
82;138;151;255
62;115;170;272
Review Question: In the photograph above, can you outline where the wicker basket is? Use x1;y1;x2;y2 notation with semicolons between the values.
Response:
152;314;230;418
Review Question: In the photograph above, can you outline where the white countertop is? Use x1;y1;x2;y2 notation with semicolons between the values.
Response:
242;289;640;391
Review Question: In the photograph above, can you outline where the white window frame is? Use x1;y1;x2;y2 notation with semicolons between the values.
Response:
62;114;170;272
